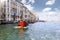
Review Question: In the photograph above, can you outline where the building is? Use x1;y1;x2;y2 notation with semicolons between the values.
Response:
0;0;23;23
22;6;31;22
29;12;37;23
0;0;37;24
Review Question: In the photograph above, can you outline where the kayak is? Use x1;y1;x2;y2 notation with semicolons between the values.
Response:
14;26;28;29
18;21;28;27
14;26;28;31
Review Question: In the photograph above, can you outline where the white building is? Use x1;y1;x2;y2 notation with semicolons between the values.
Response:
22;6;31;21
0;0;36;23
0;0;23;22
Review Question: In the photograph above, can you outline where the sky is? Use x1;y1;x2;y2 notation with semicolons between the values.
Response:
19;0;60;22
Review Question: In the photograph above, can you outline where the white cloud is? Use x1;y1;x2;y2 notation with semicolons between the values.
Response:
36;8;60;22
21;0;35;11
46;0;55;6
39;12;60;22
29;0;35;4
42;7;52;12
24;4;34;10
21;0;26;4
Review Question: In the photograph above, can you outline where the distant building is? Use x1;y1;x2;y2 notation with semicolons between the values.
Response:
29;12;37;23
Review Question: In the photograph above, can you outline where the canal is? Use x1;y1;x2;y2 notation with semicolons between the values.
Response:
0;22;60;40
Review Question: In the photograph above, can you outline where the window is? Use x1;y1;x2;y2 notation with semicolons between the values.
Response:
25;15;27;18
20;10;23;14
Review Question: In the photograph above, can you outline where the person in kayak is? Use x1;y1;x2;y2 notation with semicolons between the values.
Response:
18;20;28;27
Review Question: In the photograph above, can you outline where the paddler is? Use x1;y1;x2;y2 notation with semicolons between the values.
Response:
18;20;28;28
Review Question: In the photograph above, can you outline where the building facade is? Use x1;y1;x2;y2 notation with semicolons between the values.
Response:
0;0;23;22
0;0;37;23
29;12;37;23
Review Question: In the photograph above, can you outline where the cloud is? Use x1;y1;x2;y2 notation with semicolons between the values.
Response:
21;0;35;11
39;12;60;22
21;0;26;4
42;7;52;12
24;4;34;10
29;0;35;4
46;0;55;6
36;8;60;22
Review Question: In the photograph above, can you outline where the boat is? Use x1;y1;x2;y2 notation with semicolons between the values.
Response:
14;26;28;30
14;20;28;30
14;26;28;29
18;21;28;27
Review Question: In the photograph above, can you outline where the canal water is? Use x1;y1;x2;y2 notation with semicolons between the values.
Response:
0;22;60;40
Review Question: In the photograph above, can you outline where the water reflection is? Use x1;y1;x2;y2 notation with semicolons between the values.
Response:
19;28;25;36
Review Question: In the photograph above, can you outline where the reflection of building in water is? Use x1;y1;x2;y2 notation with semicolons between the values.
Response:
0;0;37;24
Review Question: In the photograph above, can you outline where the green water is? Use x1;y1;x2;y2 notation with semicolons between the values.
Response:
0;24;31;40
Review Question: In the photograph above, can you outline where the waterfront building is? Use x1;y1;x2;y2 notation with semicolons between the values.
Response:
29;12;37;23
22;6;31;22
0;0;23;23
0;0;37;23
